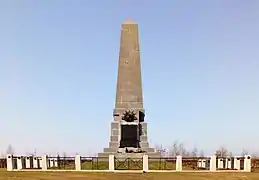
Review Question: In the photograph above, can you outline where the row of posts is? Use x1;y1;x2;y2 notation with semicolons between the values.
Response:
6;154;251;172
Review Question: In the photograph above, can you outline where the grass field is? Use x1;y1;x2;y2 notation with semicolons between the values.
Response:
1;169;258;180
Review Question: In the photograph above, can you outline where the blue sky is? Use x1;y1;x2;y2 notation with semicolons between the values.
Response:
0;0;259;156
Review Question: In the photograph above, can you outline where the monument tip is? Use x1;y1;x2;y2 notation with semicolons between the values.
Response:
123;19;136;24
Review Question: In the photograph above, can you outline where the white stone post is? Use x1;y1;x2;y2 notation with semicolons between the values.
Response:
75;155;81;170
49;159;54;168
202;159;206;168
41;155;48;171
109;155;114;172
54;160;58;167
225;158;232;169
234;157;240;170
198;159;202;168
39;158;42;168
176;155;182;171
244;155;251;172
218;158;223;169
17;156;23;170
143;154;148;172
210;155;217;171
225;158;228;169
33;157;39;168
25;157;31;169
228;159;232;169
234;157;237;169
6;154;14;171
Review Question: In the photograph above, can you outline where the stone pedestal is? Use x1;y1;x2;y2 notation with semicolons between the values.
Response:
100;119;157;156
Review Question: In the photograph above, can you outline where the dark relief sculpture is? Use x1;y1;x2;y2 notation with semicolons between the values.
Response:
122;110;137;122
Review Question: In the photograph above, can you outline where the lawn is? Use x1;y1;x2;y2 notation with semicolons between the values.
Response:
0;169;258;180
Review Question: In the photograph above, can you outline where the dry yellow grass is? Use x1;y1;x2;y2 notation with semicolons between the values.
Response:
1;169;259;180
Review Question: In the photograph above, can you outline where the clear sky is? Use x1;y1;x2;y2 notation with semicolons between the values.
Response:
0;0;259;156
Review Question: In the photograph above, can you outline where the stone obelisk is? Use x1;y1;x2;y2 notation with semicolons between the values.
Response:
99;19;159;157
115;19;143;110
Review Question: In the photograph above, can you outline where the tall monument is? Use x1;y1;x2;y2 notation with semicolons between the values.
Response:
99;19;159;157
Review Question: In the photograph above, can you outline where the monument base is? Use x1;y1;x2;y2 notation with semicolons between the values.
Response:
98;152;161;159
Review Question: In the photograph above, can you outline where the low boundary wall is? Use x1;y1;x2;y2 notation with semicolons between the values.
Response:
6;154;252;173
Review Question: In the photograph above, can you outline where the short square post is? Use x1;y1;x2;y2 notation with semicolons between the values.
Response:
17;156;23;170
217;158;223;169
201;159;206;168
33;157;39;168
41;155;48;171
75;155;81;170
210;155;217;171
54;159;58;167
6;154;14;171
244;155;251;172
176;155;182;171
234;157;240;170
109;155;114;172
25;157;31;169
143;154;148;172
49;159;54;168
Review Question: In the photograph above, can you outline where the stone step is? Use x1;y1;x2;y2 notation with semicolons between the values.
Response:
111;121;120;129
140;136;148;141
115;153;143;159
97;153;111;159
142;148;155;153
110;136;119;141
139;142;149;148
98;152;161;159
109;142;119;149
103;148;117;153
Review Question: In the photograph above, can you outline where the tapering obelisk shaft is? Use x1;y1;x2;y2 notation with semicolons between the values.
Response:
115;19;143;109
99;19;160;157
